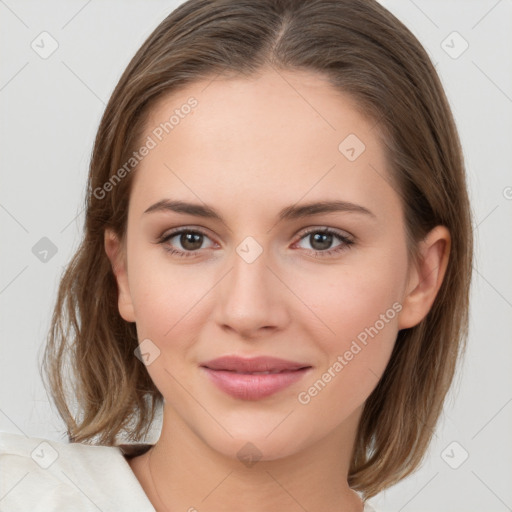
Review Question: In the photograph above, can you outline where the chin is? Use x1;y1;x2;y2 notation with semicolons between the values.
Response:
198;422;312;465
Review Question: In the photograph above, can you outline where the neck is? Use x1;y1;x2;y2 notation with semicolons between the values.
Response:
131;403;365;512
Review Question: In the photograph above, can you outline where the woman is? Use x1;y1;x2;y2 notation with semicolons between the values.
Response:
0;1;473;510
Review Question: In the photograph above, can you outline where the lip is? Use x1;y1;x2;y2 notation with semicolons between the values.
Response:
200;356;312;400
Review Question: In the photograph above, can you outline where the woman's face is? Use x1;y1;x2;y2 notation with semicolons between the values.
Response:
107;69;427;460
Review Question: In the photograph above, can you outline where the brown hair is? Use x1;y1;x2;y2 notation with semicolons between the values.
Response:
41;0;473;500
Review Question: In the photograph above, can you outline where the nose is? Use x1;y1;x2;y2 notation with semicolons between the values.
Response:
213;241;290;340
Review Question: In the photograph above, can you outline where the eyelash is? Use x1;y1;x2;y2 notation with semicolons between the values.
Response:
156;227;354;259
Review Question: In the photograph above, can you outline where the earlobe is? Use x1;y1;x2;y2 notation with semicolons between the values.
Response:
104;229;136;323
397;225;451;330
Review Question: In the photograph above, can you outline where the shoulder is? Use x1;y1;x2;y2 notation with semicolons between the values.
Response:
0;430;155;512
363;500;379;512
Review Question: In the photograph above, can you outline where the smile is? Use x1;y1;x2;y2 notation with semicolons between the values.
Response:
199;355;313;400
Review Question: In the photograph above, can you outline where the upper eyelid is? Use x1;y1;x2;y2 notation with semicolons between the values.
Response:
299;226;353;239
159;226;217;244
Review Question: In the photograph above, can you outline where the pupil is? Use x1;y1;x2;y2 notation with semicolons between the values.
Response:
311;232;332;250
181;232;203;250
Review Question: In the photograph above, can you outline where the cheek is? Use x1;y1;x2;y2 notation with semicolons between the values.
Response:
127;242;216;354
290;256;404;401
293;293;400;430
126;249;212;393
294;258;405;418
121;226;214;400
292;258;404;344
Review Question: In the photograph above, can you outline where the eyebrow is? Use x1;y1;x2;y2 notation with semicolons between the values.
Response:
143;198;376;222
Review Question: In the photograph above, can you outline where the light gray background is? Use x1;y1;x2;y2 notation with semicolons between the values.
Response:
1;1;511;511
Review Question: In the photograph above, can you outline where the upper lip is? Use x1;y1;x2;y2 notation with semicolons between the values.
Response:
200;355;311;373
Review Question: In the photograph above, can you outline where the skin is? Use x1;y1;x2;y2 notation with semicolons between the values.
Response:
105;67;450;512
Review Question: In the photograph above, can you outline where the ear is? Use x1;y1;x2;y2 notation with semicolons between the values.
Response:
104;229;136;323
397;225;451;330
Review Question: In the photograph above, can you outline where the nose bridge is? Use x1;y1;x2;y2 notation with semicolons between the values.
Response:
213;235;288;336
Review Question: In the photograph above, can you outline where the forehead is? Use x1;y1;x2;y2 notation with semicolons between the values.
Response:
130;68;399;223
143;68;374;160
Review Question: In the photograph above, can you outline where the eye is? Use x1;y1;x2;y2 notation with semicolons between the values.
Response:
156;226;354;259
294;227;354;257
157;228;216;258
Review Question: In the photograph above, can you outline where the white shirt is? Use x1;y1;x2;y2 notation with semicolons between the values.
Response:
0;431;378;511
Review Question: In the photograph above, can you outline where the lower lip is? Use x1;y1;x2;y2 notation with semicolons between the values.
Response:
201;367;311;400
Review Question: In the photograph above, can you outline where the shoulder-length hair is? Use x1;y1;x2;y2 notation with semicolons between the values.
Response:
41;0;473;500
